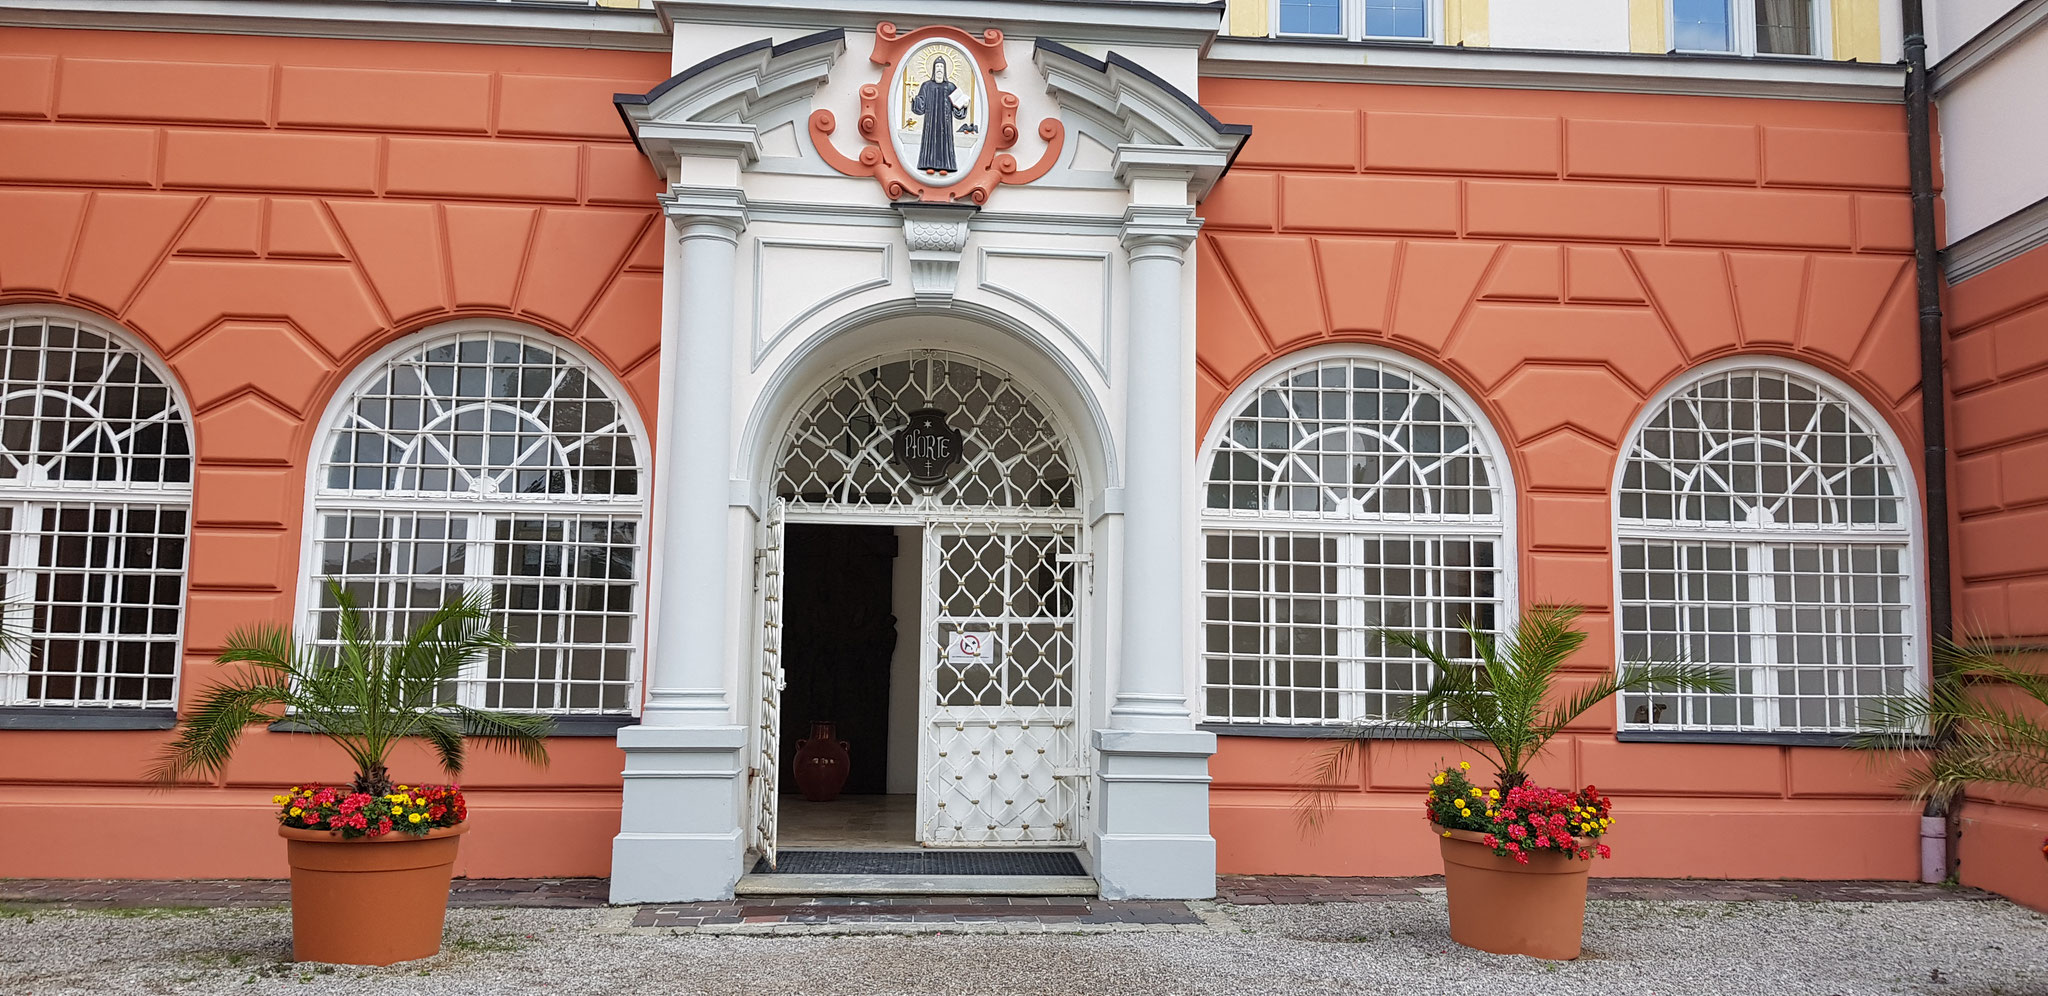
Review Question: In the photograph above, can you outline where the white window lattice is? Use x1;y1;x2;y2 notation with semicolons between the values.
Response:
308;329;646;714
1201;353;1509;726
1617;365;1916;733
0;314;192;710
774;352;1077;515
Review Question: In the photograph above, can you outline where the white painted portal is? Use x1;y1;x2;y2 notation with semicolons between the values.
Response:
609;0;1247;903
770;351;1088;848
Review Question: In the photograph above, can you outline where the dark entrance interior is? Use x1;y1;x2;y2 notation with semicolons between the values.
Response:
779;523;898;797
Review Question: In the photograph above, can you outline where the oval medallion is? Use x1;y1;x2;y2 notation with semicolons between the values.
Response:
887;39;988;189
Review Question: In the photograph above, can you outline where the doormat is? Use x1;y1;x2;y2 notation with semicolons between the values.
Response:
754;850;1087;876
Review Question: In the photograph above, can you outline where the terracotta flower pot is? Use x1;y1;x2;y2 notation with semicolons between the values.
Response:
1438;827;1591;960
280;822;467;965
793;720;852;802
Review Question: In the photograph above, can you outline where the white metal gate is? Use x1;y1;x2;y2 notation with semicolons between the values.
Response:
749;499;787;868
918;520;1086;845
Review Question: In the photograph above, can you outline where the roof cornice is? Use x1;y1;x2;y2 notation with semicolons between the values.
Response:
0;0;668;51
1202;37;1908;103
1931;0;2048;96
654;0;1226;48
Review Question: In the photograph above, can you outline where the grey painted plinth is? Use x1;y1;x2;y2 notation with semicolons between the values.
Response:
610;723;750;903
1090;728;1218;900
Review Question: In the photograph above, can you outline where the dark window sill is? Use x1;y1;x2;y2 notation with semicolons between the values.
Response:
0;707;177;730
268;715;635;737
1200;722;1460;740
1615;729;1898;747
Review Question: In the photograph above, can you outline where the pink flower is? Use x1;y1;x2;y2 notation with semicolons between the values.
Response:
1481;834;1498;848
1534;836;1551;849
1508;825;1527;840
1513;852;1530;865
1596;844;1612;860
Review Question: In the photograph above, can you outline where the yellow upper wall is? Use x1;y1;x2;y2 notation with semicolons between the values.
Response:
1229;0;1881;61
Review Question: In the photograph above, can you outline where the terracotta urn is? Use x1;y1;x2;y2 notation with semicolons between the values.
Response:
1438;827;1592;960
793;720;852;802
279;823;467;965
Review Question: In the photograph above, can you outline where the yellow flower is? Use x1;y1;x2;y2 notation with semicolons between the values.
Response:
1432;773;1445;786
408;813;423;823
272;795;287;805
1470;787;1483;798
1488;789;1499;800
1442;830;1452;838
1428;791;1437;801
1458;762;1471;771
289;807;302;816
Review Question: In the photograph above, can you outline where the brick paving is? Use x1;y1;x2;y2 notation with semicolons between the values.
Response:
0;874;1995;918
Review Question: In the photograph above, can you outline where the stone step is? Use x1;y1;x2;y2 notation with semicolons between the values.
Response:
734;873;1098;896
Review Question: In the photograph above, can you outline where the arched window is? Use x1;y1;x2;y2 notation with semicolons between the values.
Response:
1616;361;1917;733
307;325;647;715
773;352;1078;514
1200;348;1513;726
0;310;192;712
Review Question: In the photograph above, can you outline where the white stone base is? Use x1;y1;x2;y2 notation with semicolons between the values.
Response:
609;723;750;903
1090;728;1218;900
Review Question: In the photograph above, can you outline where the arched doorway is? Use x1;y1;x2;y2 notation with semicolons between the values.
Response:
759;350;1090;855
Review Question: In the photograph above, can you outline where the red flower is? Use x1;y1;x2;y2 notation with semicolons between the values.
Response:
1508;825;1527;840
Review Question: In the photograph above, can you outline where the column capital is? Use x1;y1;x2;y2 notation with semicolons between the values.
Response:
660;185;749;241
1120;203;1200;257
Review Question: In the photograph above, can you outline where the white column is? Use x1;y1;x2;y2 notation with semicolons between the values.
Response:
1092;194;1218;901
1111;208;1199;732
611;184;752;904
642;185;748;725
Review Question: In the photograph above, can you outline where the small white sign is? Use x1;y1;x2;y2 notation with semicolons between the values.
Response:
947;631;998;665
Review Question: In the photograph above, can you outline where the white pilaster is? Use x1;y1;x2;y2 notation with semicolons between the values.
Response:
1094;158;1217;901
612;181;753;904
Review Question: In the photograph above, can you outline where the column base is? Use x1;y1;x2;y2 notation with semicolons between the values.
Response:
1091;728;1218;900
609;724;750;903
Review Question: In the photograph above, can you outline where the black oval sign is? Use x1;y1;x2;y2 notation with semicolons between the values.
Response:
891;407;965;486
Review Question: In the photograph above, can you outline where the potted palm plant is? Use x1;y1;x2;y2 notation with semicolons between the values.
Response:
1304;604;1727;960
1855;638;2048;875
152;583;552;966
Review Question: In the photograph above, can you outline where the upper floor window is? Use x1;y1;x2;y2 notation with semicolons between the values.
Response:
1276;0;1434;41
1616;361;1916;735
1200;348;1512;726
1673;0;1824;57
0;309;192;712
306;323;648;716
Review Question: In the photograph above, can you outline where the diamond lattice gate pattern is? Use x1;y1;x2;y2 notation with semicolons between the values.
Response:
772;352;1088;849
921;522;1085;845
751;499;786;868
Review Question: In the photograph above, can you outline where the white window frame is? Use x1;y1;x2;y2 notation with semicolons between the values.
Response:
1198;344;1518;727
296;319;653;717
1271;0;1442;43
1668;0;1833;58
0;304;194;713
1611;356;1925;736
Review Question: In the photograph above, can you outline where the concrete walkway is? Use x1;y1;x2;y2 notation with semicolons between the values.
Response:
2;878;2043;995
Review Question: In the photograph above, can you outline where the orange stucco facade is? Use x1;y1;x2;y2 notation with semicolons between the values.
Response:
0;22;2036;905
0;27;669;879
1193;79;1929;882
1946;241;2048;912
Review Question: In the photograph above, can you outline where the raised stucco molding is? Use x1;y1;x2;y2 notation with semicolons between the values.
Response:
1032;41;1252;202
896;202;977;306
616;30;846;179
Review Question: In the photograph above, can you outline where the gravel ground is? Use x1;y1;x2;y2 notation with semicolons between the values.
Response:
3;898;2044;996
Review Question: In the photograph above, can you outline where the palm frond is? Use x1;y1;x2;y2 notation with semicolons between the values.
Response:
148;677;291;784
154;578;552;793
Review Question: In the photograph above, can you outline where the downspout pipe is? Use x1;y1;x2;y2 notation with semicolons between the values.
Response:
1901;0;1955;885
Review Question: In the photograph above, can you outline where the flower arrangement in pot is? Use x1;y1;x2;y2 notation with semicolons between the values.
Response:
1306;604;1727;960
152;583;552;966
